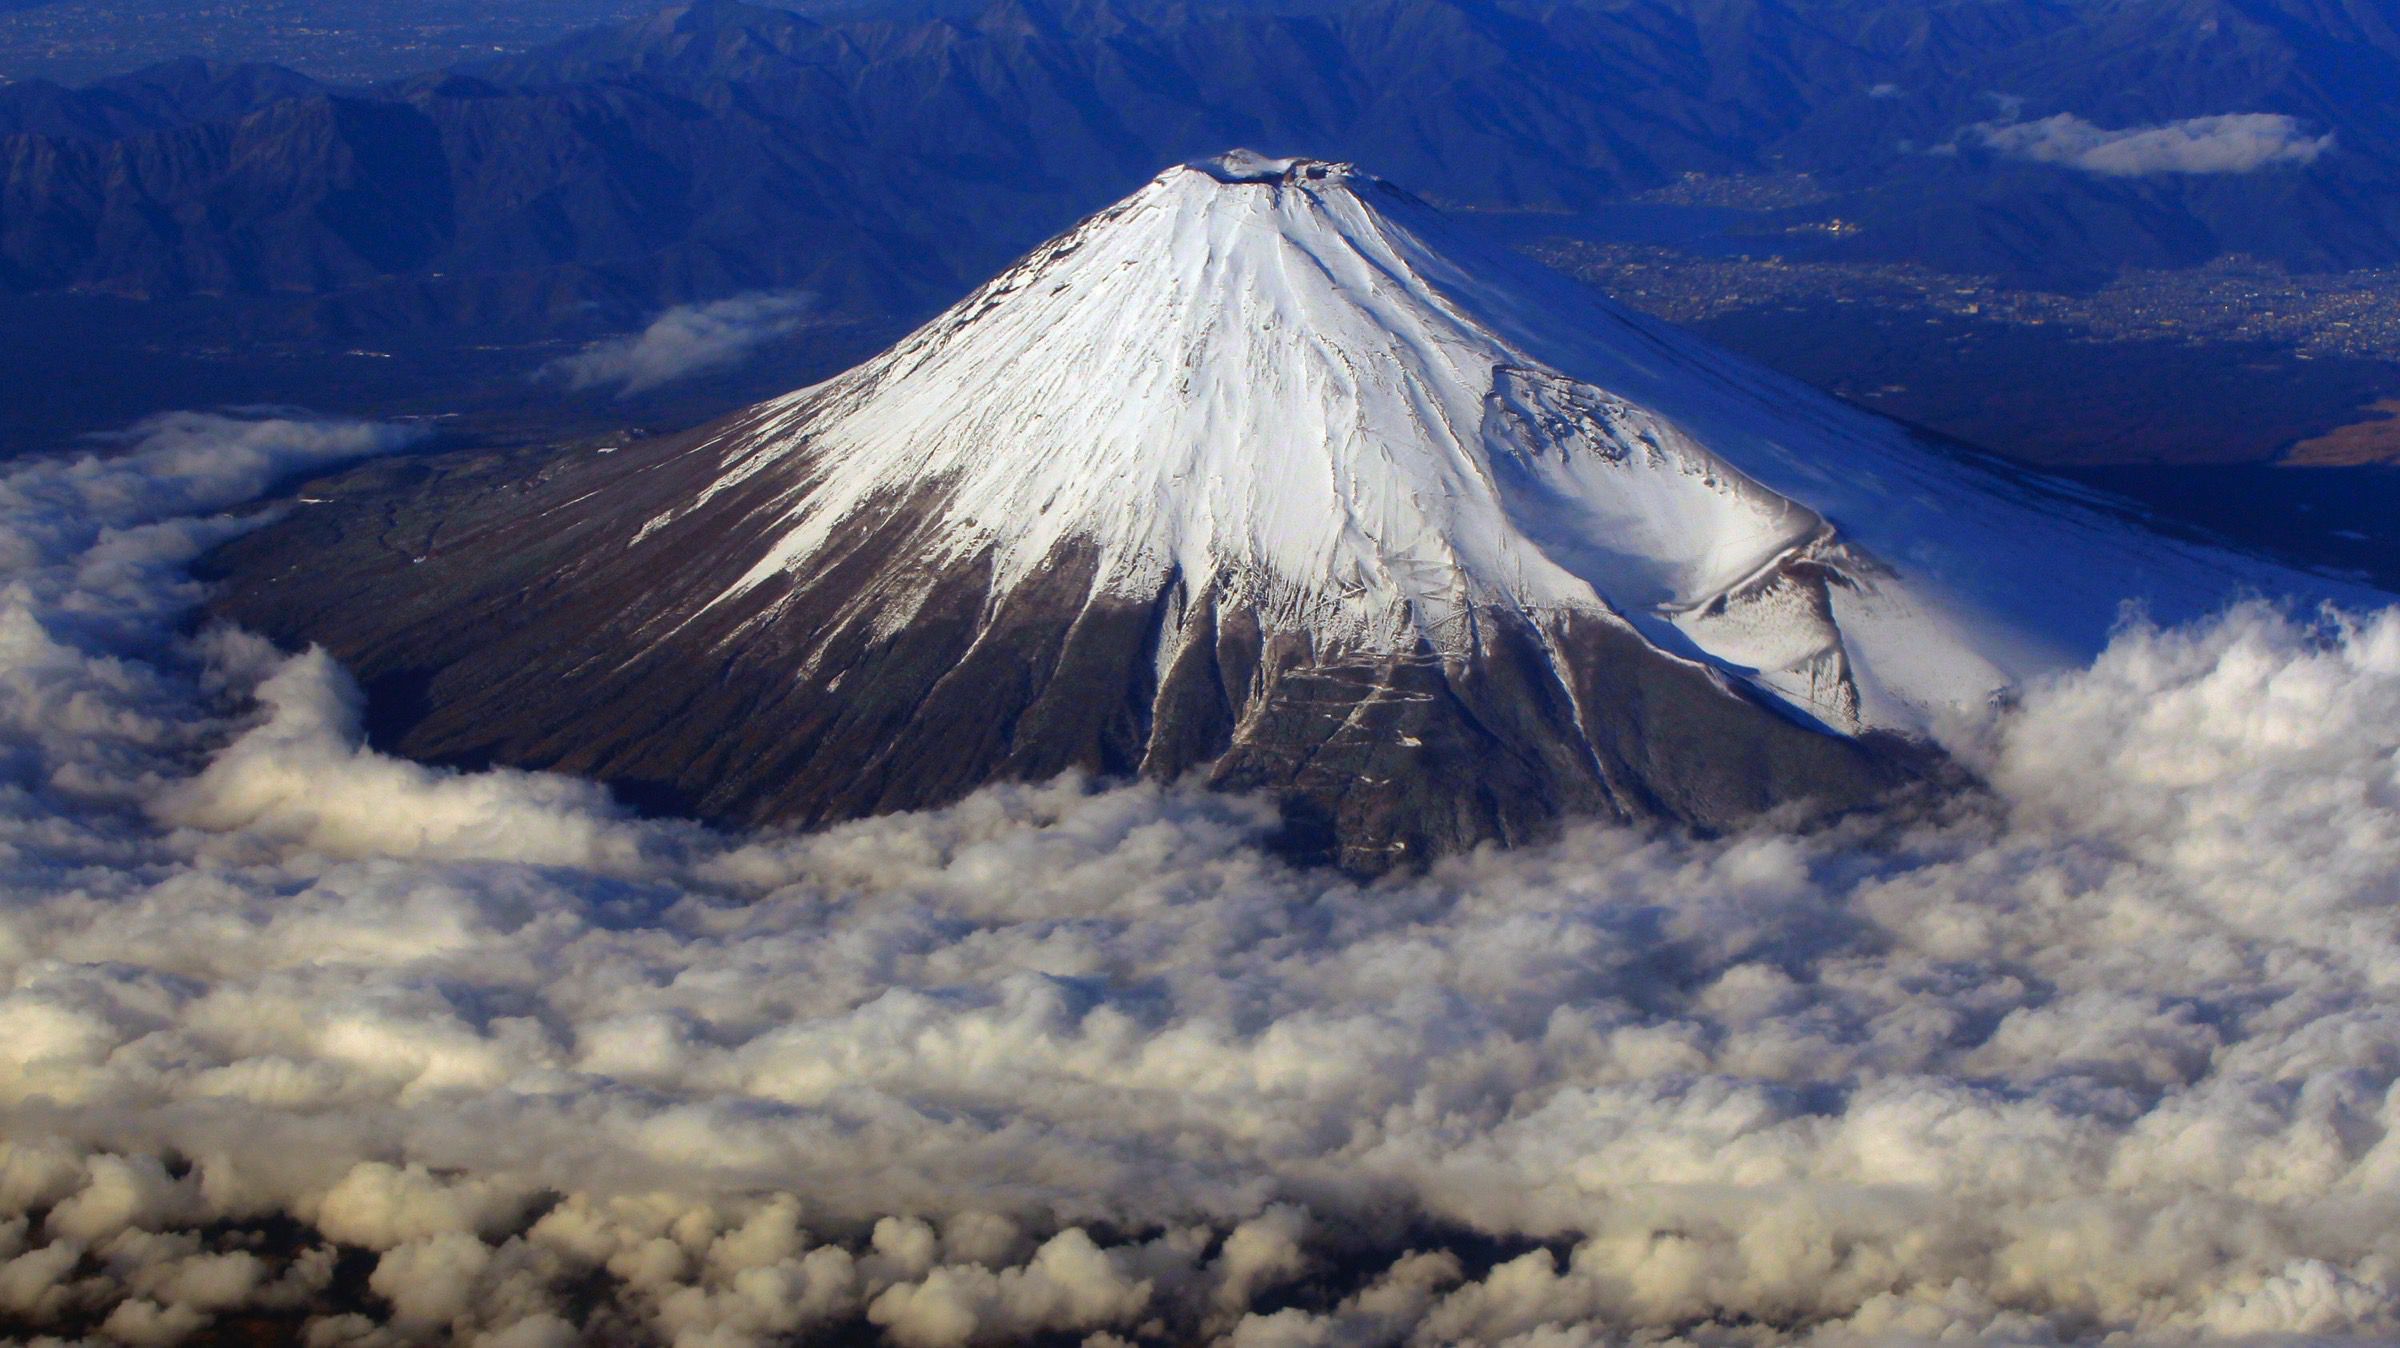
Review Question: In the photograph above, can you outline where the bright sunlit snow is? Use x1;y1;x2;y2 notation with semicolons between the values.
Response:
653;152;2355;737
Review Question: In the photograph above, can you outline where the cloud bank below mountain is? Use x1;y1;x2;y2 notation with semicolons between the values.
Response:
3;414;2400;1344
1969;111;2335;175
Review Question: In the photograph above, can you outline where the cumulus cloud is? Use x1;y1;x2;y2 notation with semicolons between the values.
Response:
2;410;2400;1343
1969;111;2335;175
545;292;816;396
155;646;675;872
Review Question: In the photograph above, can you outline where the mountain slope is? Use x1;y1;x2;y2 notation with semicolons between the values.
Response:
208;153;2366;868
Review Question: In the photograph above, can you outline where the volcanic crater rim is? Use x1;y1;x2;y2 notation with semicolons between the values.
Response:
1187;148;1363;187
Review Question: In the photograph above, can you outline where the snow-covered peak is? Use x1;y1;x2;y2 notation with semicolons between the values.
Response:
689;151;1820;688
1185;149;1363;185
654;150;2361;740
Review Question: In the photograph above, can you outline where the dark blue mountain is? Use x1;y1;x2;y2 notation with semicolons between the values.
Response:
0;0;2394;332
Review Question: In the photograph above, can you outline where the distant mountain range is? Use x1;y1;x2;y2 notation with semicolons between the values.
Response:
4;0;2399;345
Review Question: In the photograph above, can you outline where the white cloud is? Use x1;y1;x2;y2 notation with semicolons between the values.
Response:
156;646;677;873
545;291;815;396
1;412;2399;1342
1970;111;2335;175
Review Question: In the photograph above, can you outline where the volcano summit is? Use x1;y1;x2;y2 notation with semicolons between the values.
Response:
213;151;2344;869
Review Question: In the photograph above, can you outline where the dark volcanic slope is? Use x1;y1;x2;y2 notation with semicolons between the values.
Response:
207;414;1919;871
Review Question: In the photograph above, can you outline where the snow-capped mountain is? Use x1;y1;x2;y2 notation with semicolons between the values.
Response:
213;151;2364;869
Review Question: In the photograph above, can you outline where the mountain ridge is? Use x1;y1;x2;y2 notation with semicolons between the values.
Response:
7;0;2398;325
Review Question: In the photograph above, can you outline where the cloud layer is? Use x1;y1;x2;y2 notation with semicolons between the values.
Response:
1970;112;2335;175
545;292;816;396
3;413;2400;1344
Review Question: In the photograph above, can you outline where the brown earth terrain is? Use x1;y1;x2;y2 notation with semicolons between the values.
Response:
2286;399;2400;466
